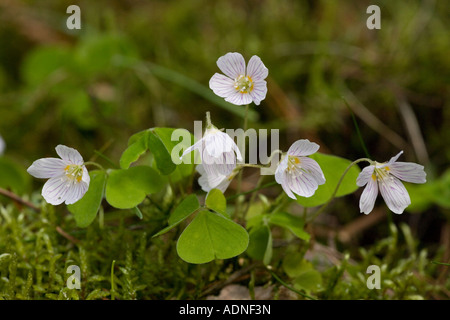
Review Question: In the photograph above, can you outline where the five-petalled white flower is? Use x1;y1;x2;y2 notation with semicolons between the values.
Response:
27;145;90;205
182;124;243;178
356;151;426;215
209;52;268;106
275;139;325;199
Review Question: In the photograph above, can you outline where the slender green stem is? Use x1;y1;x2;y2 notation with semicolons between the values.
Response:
243;175;265;217
432;261;450;266
88;139;114;162
306;158;373;223
342;97;371;159
243;104;249;132
269;270;317;300
93;150;119;169
99;206;104;230
84;161;105;171
110;260;116;300
234;104;250;216
206;111;212;128
386;209;394;229
239;163;268;169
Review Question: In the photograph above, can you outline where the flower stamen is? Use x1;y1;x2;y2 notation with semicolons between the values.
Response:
234;75;254;94
65;164;83;183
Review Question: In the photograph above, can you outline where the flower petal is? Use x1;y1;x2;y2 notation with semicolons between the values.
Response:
64;180;89;205
81;166;90;184
202;150;235;177
287;139;320;157
379;176;411;214
41;175;73;205
356;165;375;187
181;139;202;159
27;158;67;179
249;80;267;105
299;157;326;185
216;52;246;79
246;55;269;81
225;91;253;106
209;73;237;99
204;130;233;158
214;177;233;193
275;156;288;185
359;175;378;214
388;162;426;184
197;164;233;193
287;171;319;198
55;145;84;165
281;179;297;200
386;151;404;165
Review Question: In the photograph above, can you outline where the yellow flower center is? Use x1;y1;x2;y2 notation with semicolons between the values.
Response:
65;164;83;183
373;163;393;183
287;155;303;176
234;75;254;94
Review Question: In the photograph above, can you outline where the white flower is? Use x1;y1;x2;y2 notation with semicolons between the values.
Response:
275;139;325;199
196;164;238;193
0;135;5;155
356;151;426;215
209;52;268;106
182;125;243;178
27;145;90;205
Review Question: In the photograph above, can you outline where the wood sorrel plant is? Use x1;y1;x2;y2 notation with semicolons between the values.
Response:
23;52;427;266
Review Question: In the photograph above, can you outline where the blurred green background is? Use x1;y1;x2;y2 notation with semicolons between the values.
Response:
0;0;449;269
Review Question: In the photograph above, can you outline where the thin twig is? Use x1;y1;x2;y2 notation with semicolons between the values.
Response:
0;187;40;211
337;209;386;244
56;226;80;244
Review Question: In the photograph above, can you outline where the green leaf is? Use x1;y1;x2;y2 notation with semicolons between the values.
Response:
120;127;194;180
120;129;176;175
67;170;107;228
176;210;249;264
127;130;148;146
293;269;322;293
168;194;200;225
61;90;96;130
21;46;73;86
205;188;228;217
282;254;322;293
282;253;311;278
153;194;200;237
269;212;310;241
105;166;164;209
246;225;272;265
119;134;148;170
0;157;31;194
147;130;177;175
296;153;360;207
75;34;139;77
152;127;195;182
406;169;450;212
